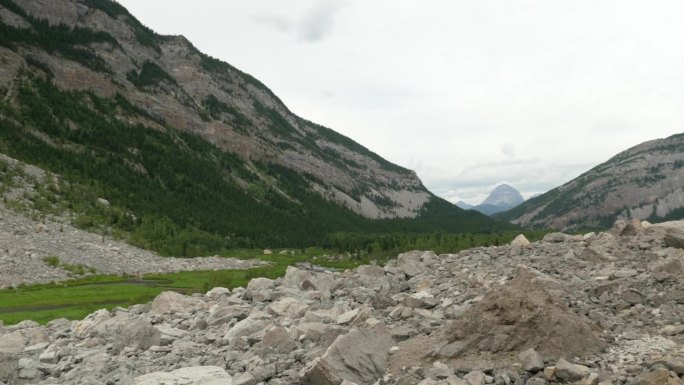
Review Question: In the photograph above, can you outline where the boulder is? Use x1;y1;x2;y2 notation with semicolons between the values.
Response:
518;348;545;372
244;277;275;302
205;287;231;299
555;358;590;382
664;227;684;249
435;266;606;360
268;297;309;319
205;305;247;326
134;366;232;385
620;219;644;236
542;233;569;243
113;318;160;353
627;368;683;385
464;370;486;385
510;234;531;255
356;265;385;277
0;331;26;382
300;324;393;385
396;251;427;278
225;313;273;342
151;291;204;315
259;326;297;353
609;269;638;280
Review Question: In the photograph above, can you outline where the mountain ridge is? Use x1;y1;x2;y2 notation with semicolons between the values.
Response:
0;0;504;254
498;133;684;230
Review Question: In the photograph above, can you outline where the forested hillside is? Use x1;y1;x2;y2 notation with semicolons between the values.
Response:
0;0;508;256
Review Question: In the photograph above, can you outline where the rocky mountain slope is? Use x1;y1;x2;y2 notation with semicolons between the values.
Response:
499;134;684;231
0;0;499;252
1;219;683;384
472;184;525;216
0;202;263;289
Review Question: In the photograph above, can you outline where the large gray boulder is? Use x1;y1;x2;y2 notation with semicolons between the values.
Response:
151;291;205;315
0;331;25;382
396;251;428;278
244;277;275;302
664;227;684;249
113;318;161;353
555;358;590;382
518;348;544;372
300;324;393;385
225;313;273;343
134;366;232;385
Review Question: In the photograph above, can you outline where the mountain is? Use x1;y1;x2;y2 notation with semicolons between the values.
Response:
0;0;503;255
499;133;684;230
455;201;474;210
472;184;525;215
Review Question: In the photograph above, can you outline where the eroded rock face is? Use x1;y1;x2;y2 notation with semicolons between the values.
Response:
434;266;606;360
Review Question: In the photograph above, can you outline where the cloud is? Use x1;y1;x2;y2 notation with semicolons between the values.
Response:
250;1;347;43
297;1;346;42
500;143;515;158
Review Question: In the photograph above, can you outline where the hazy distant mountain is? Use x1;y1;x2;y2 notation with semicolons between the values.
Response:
456;201;474;210
498;133;684;231
468;184;525;216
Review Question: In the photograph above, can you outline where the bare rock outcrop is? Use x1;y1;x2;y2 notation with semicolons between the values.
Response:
434;266;606;360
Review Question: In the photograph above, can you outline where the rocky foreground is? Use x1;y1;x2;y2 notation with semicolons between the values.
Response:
1;220;684;385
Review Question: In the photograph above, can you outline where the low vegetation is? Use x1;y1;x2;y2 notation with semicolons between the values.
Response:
0;229;544;325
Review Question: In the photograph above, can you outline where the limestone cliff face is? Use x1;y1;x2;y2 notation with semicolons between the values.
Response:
500;134;684;230
0;0;430;219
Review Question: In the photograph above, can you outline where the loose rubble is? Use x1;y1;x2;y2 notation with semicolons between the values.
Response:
0;205;264;288
1;220;684;384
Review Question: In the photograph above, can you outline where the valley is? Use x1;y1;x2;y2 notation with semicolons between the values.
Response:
0;0;683;384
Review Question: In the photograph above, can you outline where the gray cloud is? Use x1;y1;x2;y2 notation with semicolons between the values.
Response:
250;1;347;43
297;1;346;42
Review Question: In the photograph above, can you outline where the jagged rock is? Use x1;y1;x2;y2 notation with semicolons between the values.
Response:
225;313;273;342
518;348;545;372
300;325;393;385
259;326;296;353
663;226;684;249
151;291;204;315
205;305;247;326
133;366;233;385
555;358;590;382
357;265;385;277
0;332;25;382
435;267;606;360
620;219;644;236
626;367;684;385
510;234;531;255
268;297;309;319
396;251;428;278
609;269;638;280
244;277;275;302
543;233;569;243
464;370;486;385
205;287;231;299
113;318;160;353
232;372;257;385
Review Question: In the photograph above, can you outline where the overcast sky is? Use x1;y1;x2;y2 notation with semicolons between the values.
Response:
118;0;684;205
